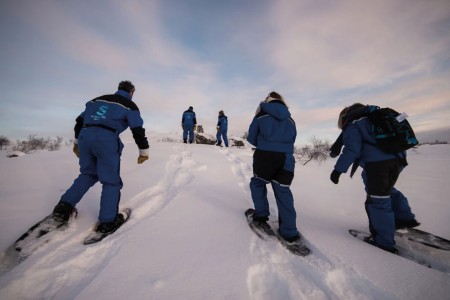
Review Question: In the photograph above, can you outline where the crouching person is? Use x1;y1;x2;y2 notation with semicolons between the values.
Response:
330;103;419;254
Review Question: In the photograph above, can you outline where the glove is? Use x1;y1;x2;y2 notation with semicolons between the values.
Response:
216;126;220;131
138;155;148;164
73;144;79;158
194;125;197;131
330;170;341;184
329;132;343;158
329;150;340;158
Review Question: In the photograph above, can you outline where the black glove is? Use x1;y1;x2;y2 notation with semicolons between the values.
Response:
330;170;341;184
329;132;343;158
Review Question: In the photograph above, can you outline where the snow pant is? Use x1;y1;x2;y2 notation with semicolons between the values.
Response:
183;125;195;143
60;127;123;223
216;129;228;147
249;149;299;239
361;158;415;249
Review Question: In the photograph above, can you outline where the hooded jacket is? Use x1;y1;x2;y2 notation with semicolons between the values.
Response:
334;106;406;174
247;99;296;155
217;113;228;131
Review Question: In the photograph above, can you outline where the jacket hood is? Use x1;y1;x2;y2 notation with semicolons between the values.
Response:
339;103;368;129
115;90;132;100
260;101;291;120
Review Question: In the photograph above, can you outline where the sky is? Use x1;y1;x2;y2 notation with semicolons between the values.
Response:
1;0;450;144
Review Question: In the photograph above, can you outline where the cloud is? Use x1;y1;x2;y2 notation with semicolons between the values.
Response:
360;72;450;132
265;0;450;91
1;0;450;143
10;2;129;71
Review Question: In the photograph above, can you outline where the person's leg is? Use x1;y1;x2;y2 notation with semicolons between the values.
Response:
250;177;270;220
95;136;123;223
272;179;298;239
182;126;188;143
363;160;397;250
391;187;418;228
365;195;395;249
216;130;222;146
60;133;98;206
188;126;194;143
223;130;229;147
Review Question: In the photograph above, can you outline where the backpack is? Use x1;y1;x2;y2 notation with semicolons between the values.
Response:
366;106;419;153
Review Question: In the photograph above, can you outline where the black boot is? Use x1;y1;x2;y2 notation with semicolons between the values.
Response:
364;235;398;254
52;202;76;222
96;213;126;234
396;219;420;229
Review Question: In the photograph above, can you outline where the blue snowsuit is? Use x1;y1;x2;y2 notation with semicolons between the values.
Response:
60;89;149;223
182;108;197;143
247;99;299;240
334;111;416;250
216;114;228;147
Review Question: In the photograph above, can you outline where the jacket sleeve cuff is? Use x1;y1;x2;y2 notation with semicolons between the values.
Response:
139;148;149;156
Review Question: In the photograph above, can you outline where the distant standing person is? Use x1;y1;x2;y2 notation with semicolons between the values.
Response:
51;80;149;234
216;110;229;147
181;106;197;144
330;103;420;254
246;92;303;245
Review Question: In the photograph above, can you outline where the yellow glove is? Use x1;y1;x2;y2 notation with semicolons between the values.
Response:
73;144;79;158
138;155;149;164
194;125;197;131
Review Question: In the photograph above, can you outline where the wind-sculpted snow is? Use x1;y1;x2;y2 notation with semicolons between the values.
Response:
0;140;449;299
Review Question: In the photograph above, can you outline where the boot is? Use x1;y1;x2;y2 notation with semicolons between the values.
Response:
52;202;76;222
364;235;398;254
396;219;420;229
96;213;126;234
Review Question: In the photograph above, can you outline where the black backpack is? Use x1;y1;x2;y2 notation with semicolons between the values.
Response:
367;106;419;153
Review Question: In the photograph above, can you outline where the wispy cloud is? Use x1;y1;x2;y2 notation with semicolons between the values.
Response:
266;0;450;89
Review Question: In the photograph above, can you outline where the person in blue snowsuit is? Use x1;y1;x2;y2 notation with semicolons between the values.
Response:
246;91;302;243
181;106;197;144
330;103;419;254
51;81;149;234
216;110;228;147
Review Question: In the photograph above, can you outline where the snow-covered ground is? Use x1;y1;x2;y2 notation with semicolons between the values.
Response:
0;134;449;300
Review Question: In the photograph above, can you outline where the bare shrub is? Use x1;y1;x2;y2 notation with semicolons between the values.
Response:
0;135;10;150
12;135;63;153
296;136;331;166
48;136;63;151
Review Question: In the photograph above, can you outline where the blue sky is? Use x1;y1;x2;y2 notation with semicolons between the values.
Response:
1;0;450;144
